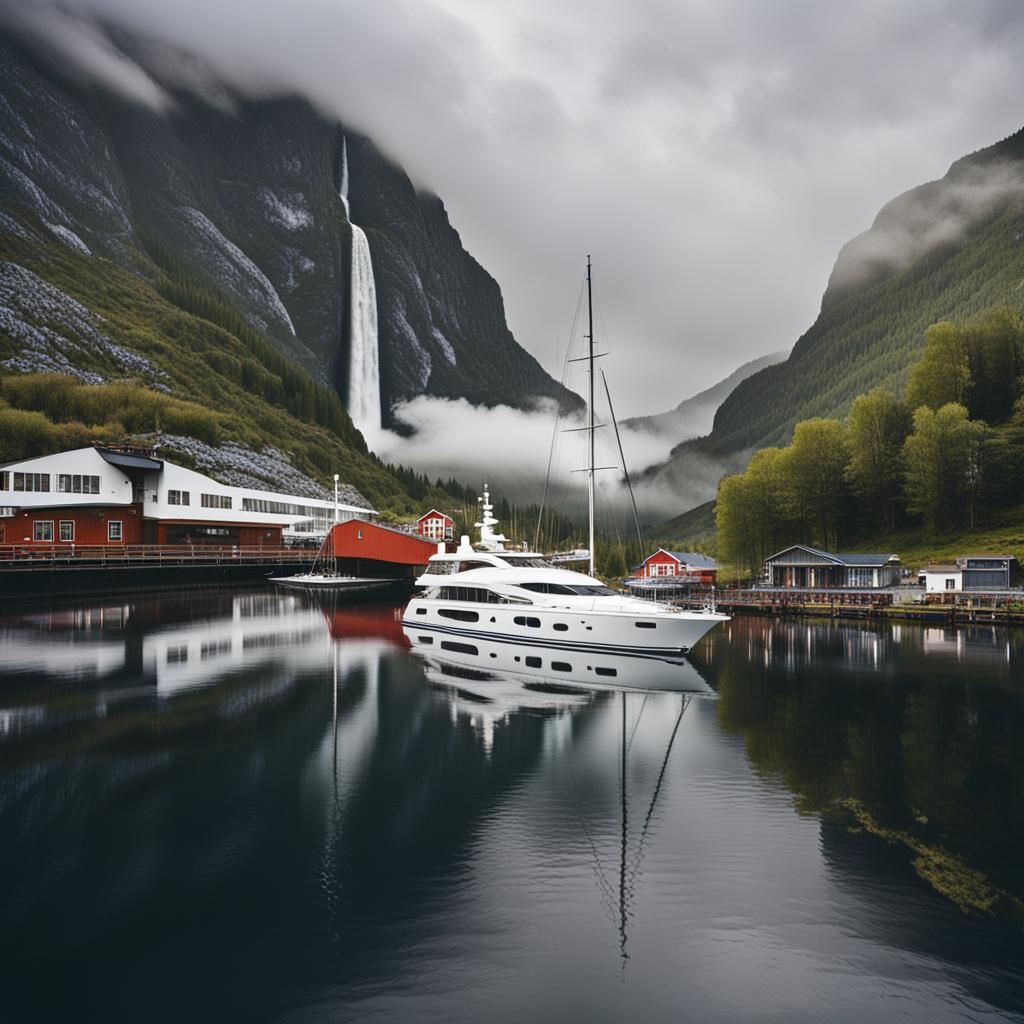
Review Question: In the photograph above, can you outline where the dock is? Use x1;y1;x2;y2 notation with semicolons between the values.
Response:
668;587;1024;628
0;544;317;598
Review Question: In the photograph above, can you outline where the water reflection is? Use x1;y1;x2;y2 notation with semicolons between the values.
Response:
2;594;1024;1022
697;617;1024;924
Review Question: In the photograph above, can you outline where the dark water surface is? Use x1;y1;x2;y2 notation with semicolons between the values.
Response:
1;588;1023;1023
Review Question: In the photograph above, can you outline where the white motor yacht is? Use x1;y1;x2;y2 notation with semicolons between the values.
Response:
404;258;729;661
403;487;727;661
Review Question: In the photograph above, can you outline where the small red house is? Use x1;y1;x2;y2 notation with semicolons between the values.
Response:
415;509;454;542
638;549;718;584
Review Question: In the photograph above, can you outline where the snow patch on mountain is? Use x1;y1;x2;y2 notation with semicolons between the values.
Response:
179;206;296;336
431;327;456;366
261;188;312;231
388;301;431;388
46;223;91;255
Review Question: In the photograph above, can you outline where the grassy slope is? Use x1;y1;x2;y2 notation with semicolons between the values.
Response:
0;224;420;511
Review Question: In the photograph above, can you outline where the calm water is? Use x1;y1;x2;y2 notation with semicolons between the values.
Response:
1;588;1023;1023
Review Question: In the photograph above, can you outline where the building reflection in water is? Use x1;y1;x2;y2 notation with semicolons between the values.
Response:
3;595;1023;1022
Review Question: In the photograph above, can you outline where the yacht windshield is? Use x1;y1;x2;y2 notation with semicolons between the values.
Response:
496;556;553;569
515;582;617;596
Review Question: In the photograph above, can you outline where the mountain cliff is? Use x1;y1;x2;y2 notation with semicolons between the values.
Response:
0;28;579;431
645;125;1024;506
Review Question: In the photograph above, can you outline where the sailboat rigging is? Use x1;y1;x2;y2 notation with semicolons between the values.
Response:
402;258;728;658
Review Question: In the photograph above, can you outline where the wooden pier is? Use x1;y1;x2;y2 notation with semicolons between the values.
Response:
0;544;317;598
670;587;1024;628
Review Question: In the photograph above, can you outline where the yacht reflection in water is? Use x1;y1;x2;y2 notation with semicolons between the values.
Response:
403;625;713;965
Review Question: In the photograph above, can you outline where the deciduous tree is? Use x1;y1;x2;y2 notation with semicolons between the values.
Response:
846;388;912;529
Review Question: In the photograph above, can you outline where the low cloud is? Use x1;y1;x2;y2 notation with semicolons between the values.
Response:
366;395;727;527
5;2;172;111
829;160;1024;295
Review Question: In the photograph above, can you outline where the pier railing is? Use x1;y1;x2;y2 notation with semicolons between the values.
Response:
0;544;316;567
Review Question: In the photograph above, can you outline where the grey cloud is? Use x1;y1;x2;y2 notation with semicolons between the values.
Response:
2;0;1024;419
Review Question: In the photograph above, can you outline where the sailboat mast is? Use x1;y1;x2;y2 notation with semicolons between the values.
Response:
587;255;596;578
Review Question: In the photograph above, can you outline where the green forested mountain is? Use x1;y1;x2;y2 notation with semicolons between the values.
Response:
0;221;417;511
646;126;1024;502
713;309;1024;576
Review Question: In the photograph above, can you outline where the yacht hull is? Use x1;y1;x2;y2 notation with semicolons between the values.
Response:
402;599;726;660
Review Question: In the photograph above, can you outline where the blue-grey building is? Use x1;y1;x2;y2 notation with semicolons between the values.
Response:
763;545;900;589
958;555;1013;590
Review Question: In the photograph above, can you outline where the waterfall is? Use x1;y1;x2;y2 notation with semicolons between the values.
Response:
339;138;381;434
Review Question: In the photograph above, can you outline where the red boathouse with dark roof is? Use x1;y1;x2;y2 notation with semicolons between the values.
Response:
325;519;442;580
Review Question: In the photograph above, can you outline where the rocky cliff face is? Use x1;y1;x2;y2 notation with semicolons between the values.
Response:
0;31;579;428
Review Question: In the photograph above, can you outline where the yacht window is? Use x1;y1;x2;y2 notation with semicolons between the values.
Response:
525;656;542;668
425;561;458;575
439;608;479;622
553;623;569;632
441;641;478;656
513;616;541;628
416;608;427;615
517;582;577;595
458;560;494;572
568;585;617;596
635;621;657;629
418;636;433;644
437;585;528;605
594;666;618;677
551;661;572;672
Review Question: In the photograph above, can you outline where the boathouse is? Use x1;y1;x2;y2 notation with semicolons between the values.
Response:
415;509;454;542
326;519;440;581
0;444;374;549
762;546;900;589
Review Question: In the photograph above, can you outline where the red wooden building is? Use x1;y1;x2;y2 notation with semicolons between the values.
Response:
637;549;718;584
415;509;455;542
327;519;441;580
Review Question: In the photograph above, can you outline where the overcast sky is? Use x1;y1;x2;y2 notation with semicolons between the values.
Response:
10;0;1024;416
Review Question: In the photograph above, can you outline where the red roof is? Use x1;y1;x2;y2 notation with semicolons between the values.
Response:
416;508;453;524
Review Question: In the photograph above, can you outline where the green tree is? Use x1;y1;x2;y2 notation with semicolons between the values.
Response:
963;307;1024;425
846;388;913;529
715;446;792;579
905;321;970;411
902;403;989;532
784;418;851;550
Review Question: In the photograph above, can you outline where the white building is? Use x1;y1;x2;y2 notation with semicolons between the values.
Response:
923;565;963;593
0;445;375;547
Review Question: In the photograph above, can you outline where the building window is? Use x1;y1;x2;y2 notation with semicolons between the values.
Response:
200;493;232;509
59;520;74;542
57;474;101;494
14;472;50;492
0;471;7;490
108;520;123;542
848;568;874;588
33;520;54;542
945;578;956;591
167;490;191;506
